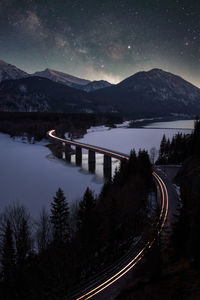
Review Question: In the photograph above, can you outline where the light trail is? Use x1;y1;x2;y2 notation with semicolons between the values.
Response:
48;130;128;160
76;172;168;300
47;130;169;300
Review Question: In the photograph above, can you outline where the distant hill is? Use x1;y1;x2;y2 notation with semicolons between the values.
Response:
0;77;97;113
82;80;112;92
91;69;200;117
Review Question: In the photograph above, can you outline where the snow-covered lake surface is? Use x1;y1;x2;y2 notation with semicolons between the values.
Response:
0;134;103;216
144;119;195;129
0;119;193;216
77;120;193;155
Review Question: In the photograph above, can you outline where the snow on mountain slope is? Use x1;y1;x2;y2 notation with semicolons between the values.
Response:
91;69;200;116
33;68;112;92
118;68;200;104
0;60;28;83
32;68;90;89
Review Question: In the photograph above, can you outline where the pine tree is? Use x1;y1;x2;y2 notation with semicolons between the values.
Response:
137;149;152;176
50;188;70;244
160;134;167;158
77;188;97;266
99;179;112;202
129;149;137;173
77;187;96;231
1;220;15;282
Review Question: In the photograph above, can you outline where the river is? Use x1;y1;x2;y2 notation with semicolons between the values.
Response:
0;120;193;216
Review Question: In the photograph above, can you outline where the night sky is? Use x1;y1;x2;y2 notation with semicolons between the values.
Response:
0;0;199;86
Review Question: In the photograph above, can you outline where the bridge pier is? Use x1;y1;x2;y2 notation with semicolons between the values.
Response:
104;155;112;179
88;150;95;172
76;146;82;165
53;141;64;159
65;144;71;162
55;151;63;159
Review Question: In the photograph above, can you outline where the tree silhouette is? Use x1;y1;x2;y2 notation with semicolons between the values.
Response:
1;220;15;282
77;187;96;231
16;217;31;269
50;188;70;244
36;207;52;253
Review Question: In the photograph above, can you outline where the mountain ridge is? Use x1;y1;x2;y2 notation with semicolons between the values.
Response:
0;60;28;83
0;60;113;92
32;68;91;89
90;68;200;116
0;76;95;113
0;59;200;116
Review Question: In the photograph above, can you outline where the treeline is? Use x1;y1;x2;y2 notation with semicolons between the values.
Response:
157;117;200;164
157;119;200;269
159;119;200;297
118;119;200;299
0;150;153;299
0;111;123;142
171;119;200;268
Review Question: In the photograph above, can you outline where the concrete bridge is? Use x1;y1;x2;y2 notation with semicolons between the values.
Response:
47;129;128;177
47;129;170;299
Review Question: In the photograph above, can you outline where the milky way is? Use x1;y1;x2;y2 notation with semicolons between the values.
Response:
0;0;199;86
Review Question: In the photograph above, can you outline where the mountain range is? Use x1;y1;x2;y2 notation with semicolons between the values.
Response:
0;60;112;92
32;68;112;92
0;59;200;117
0;60;28;82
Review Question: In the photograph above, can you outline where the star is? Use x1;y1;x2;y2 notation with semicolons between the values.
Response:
0;0;199;88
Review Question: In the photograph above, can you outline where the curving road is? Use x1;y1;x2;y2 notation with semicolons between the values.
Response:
47;129;169;300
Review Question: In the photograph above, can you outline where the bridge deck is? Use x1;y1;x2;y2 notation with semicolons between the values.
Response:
48;130;129;160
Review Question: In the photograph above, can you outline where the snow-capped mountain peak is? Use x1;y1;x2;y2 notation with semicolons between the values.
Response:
0;60;28;83
32;68;91;88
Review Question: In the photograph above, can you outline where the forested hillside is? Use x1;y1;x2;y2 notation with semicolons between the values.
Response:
118;118;200;299
0;112;123;141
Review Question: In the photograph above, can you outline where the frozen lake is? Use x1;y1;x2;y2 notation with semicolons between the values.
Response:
0;119;193;216
144;119;195;129
77;123;192;155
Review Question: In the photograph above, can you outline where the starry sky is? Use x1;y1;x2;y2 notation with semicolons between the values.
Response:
0;0;199;86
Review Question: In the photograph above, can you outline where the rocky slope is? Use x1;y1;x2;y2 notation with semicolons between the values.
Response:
32;68;112;92
32;68;90;89
0;77;96;113
91;69;200;117
0;60;28;83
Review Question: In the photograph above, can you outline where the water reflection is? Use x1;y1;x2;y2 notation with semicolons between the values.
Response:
61;151;120;181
